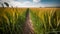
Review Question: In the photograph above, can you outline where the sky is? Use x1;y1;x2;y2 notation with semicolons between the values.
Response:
0;0;60;7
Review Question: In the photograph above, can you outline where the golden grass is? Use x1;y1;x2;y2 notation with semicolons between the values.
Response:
0;7;60;34
30;8;60;34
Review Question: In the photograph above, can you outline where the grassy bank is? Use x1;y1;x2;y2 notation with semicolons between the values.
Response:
0;7;60;34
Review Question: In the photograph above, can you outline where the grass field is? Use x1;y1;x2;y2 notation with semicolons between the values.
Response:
0;7;60;34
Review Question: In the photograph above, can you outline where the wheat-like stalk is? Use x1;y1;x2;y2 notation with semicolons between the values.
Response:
30;8;60;34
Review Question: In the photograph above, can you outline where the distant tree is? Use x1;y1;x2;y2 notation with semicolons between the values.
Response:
0;2;9;7
0;2;4;7
4;2;9;7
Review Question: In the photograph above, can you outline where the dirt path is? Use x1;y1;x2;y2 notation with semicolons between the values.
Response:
23;8;35;34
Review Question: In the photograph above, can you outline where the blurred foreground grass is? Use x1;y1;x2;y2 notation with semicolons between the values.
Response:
30;8;60;34
0;8;60;34
0;7;27;34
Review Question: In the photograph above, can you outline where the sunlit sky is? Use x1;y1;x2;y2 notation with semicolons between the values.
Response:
0;0;60;7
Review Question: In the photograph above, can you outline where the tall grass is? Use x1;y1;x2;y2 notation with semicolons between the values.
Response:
30;8;60;34
0;8;60;34
0;8;27;34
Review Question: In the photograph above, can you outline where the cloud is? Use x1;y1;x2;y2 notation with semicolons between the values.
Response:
8;1;43;7
0;0;42;7
0;0;60;7
0;0;14;2
33;0;41;3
